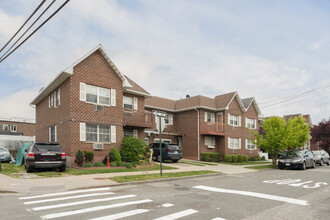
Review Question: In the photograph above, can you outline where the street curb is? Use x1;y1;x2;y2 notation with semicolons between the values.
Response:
75;172;223;190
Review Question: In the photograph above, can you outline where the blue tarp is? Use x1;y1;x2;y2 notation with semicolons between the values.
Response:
14;142;32;166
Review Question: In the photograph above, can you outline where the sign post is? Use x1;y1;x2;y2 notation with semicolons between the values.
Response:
152;110;167;176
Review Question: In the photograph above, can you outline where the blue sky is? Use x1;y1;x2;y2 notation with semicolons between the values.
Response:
0;0;330;124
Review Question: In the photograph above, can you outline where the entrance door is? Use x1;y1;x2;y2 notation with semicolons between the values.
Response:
217;112;223;131
178;136;183;149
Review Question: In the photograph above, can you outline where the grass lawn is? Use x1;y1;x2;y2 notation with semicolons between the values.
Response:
0;163;25;175
179;161;218;166
218;161;271;166
110;170;218;183
0;163;177;178
244;165;277;170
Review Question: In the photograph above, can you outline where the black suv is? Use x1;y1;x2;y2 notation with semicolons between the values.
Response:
149;143;182;162
24;142;66;173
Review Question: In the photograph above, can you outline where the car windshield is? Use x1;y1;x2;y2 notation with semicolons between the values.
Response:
33;144;62;152
281;151;303;159
168;145;180;150
312;151;321;155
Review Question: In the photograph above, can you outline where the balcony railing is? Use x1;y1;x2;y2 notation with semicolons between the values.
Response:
123;110;154;128
200;122;225;136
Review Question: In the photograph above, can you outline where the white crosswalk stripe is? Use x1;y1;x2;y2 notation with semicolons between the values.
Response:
33;194;136;211
19;187;111;200
90;209;150;220
154;209;198;220
24;192;114;205
40;199;153;219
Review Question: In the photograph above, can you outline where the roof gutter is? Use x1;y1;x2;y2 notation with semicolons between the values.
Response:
194;107;200;161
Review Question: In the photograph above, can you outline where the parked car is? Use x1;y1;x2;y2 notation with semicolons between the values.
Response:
278;150;316;170
312;150;330;166
24;142;66;173
149;143;182;162
0;147;11;162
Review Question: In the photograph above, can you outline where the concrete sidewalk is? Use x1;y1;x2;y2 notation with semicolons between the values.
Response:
0;161;257;194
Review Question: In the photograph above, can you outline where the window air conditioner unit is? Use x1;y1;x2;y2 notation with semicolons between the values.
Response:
93;143;104;150
94;105;103;111
232;149;236;153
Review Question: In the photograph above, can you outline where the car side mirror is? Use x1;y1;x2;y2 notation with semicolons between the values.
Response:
25;149;27;152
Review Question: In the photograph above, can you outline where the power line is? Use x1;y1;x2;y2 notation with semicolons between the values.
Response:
0;0;70;63
0;0;56;61
0;0;46;53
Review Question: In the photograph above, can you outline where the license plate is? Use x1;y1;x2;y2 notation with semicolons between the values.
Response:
174;151;178;153
285;163;290;166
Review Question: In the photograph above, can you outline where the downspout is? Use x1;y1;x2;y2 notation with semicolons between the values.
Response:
194;107;200;160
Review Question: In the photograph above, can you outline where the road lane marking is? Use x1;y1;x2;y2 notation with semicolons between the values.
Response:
90;209;149;220
24;192;114;205
154;209;198;220
40;199;152;219
212;218;226;220
19;187;111;200
193;185;309;206
162;203;174;208
33;194;136;211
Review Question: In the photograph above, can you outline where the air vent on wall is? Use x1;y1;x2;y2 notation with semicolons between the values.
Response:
94;105;103;111
93;143;103;150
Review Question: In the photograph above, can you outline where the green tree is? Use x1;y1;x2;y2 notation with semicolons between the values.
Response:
251;116;310;165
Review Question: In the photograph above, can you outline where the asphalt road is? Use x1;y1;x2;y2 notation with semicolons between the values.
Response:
1;165;329;220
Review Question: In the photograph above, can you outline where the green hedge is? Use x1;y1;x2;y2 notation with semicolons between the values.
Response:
120;137;147;162
224;154;248;163
200;152;222;162
232;155;238;163
224;154;232;162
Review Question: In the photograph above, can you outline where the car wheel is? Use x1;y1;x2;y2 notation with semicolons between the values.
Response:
320;159;324;166
59;166;66;172
172;160;178;163
301;162;306;170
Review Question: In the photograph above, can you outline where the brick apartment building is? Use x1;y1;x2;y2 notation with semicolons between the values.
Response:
0;118;35;150
31;45;262;164
145;93;262;160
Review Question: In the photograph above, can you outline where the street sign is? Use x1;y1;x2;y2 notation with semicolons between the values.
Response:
152;110;167;117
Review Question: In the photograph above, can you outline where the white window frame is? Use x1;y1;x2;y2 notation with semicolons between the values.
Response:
205;136;215;148
144;138;149;145
154;138;172;143
228;114;241;127
123;96;133;109
85;124;111;143
246;118;256;129
0;124;8;132
82;84;111;106
228;137;241;149
246;139;256;150
10;125;17;132
49;126;57;142
55;89;60;108
165;114;173;125
205;112;215;122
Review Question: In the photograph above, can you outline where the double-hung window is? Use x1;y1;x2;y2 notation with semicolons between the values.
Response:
205;136;215;148
49;126;57;142
164;114;173;125
123;96;133;109
205;112;215;122
10;125;17;132
86;124;111;143
229;114;240;126
246;118;256;129
83;84;111;106
228;137;240;149
246;139;256;150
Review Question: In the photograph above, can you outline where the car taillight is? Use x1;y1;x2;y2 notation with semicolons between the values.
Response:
166;149;173;152
28;153;35;159
61;153;66;159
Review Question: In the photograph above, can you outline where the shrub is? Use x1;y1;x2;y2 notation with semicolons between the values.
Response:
120;151;126;162
200;152;222;162
74;150;84;167
117;162;125;167
249;155;261;161
256;157;261;161
232;155;238;163
261;156;266;161
237;155;244;162
132;161;138;168
94;161;105;167
83;150;94;163
102;156;108;166
109;147;121;163
125;162;133;169
224;154;232;162
120;137;147;162
83;162;92;168
243;155;248;162
110;162;117;167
